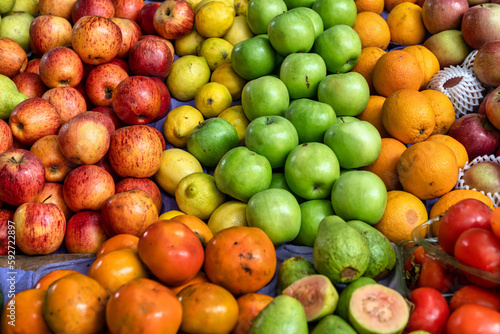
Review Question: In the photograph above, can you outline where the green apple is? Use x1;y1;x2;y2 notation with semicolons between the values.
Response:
312;0;357;29
214;146;272;202
285;0;315;8
269;172;305;203
231;36;277;80
246;188;302;245
280;53;327;100
268;10;315;56
289;7;324;39
313;24;362;73
0;0;14;15
187;117;239;168
323;120;382;169
284;142;340;200
0;12;34;52
245;115;299;168
241;75;290;121
293;199;334;247
317;72;370;117
285;98;336;143
337;116;360;123
246;0;288;35
331;170;387;225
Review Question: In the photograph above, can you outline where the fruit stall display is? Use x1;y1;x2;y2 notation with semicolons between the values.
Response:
1;0;500;332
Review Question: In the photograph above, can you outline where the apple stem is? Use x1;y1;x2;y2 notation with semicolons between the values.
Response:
42;194;52;204
7;156;18;164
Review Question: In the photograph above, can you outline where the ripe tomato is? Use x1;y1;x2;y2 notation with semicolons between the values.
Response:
450;285;500;312
0;289;51;334
417;258;454;293
446;303;500;334
406;287;449;334
438;198;492;255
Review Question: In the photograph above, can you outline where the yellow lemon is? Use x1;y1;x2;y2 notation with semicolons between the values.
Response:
197;37;234;71
218;105;250;144
175;172;226;220
164;105;205;148
207;200;248;235
195;82;233;118
223;15;254;46
166;55;211;102
234;0;248;16
158;210;186;220
154;148;204;195
175;27;206;56
194;0;235;13
211;63;247;100
195;1;235;38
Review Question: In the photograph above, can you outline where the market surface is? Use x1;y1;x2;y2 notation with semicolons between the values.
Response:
1;0;500;332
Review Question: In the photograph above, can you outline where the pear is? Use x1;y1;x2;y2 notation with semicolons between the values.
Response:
0;12;34;52
6;0;39;16
0;74;29;120
0;0;15;15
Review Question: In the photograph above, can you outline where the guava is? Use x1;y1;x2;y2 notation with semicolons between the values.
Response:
277;256;318;294
311;314;357;334
335;277;377;322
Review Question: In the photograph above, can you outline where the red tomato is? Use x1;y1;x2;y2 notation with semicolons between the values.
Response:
438;198;492;255
417;258;454;293
406;287;449;334
454;228;500;288
450;285;500;313
446;303;500;334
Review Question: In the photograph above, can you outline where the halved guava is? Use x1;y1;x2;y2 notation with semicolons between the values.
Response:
277;256;318;294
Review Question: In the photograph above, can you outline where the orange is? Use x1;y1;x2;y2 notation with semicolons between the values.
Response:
381;89;435;144
402;45;440;90
397;141;459;200
384;0;417;12
374;190;429;243
420;89;456;136
425;134;469;169
95;233;140;258
356;95;390;137
233;293;274;334
351;47;386;95
429;189;494;219
1;289;51;334
386;2;427;45
168;214;214;246
355;0;384;13
372;50;423;97
362;137;407;191
352;12;391;50
34;269;79;290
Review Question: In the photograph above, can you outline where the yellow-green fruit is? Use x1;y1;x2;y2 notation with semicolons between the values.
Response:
197;37;233;71
211;63;247;101
175;27;207;56
6;0;39;16
195;1;235;38
194;0;235;13
186;0;204;10
166;55;211;102
223;15;254;45
195;82;233;118
234;0;248;16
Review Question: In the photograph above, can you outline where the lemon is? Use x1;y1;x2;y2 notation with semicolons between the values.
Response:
195;1;235;38
207;200;248;235
186;0;204;9
175;172;226;220
211;63;247;100
218;105;250;144
234;0;248;16
166;55;211;102
194;82;233;118
197;37;234;71
154;148;204;195
223;15;254;46
175;27;207;56
163;105;205;148
158;210;185;220
194;0;235;13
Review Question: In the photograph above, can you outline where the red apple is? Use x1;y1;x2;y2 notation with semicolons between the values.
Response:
111;75;162;125
0;119;13;154
63;164;115;212
72;0;116;23
29;15;73;58
422;0;469;34
115;177;163;212
10;138;29;151
25;58;41;74
128;37;173;80
109;17;143;58
106;57;133;75
12;72;48;98
58;112;111;165
0;149;45;206
0;209;14;255
108;125;163;178
148;125;167;151
64;210;109;253
0;37;27;78
41;87;87;124
478;89;493;115
150;77;171;123
113;0;146;21
85;63;129;107
139;34;175;60
136;2;161;35
85;111;116;136
474;41;500;87
100;188;159;237
36;181;74;221
461;3;500;49
74;81;94;110
39;46;84;88
13;201;66;255
485;85;500;130
30;135;76;183
38;0;78;21
92;106;126;130
9;98;61;146
94;154;122;183
153;0;194;40
71;15;123;65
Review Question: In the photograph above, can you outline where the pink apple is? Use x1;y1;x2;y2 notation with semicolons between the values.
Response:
422;0;469;34
58;111;111;165
0;119;13;155
85;111;116;136
461;3;500;49
0;37;27;78
0;209;14;255
38;46;84;88
12;72;48;98
64;210;109;253
150;77;171;123
9;98;61;146
109;17;143;58
63;164;115;212
29;15;73;58
36;181;74;221
30;135;76;183
37;0;78;21
85;63;129;107
136;2;161;35
128;37;173;79
115;177;163;212
41;87;87;124
72;0;116;23
153;0;194;40
474;41;500;87
113;0;146;21
25;58;41;74
92;106;126;130
111;75;162;125
13;201;66;255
